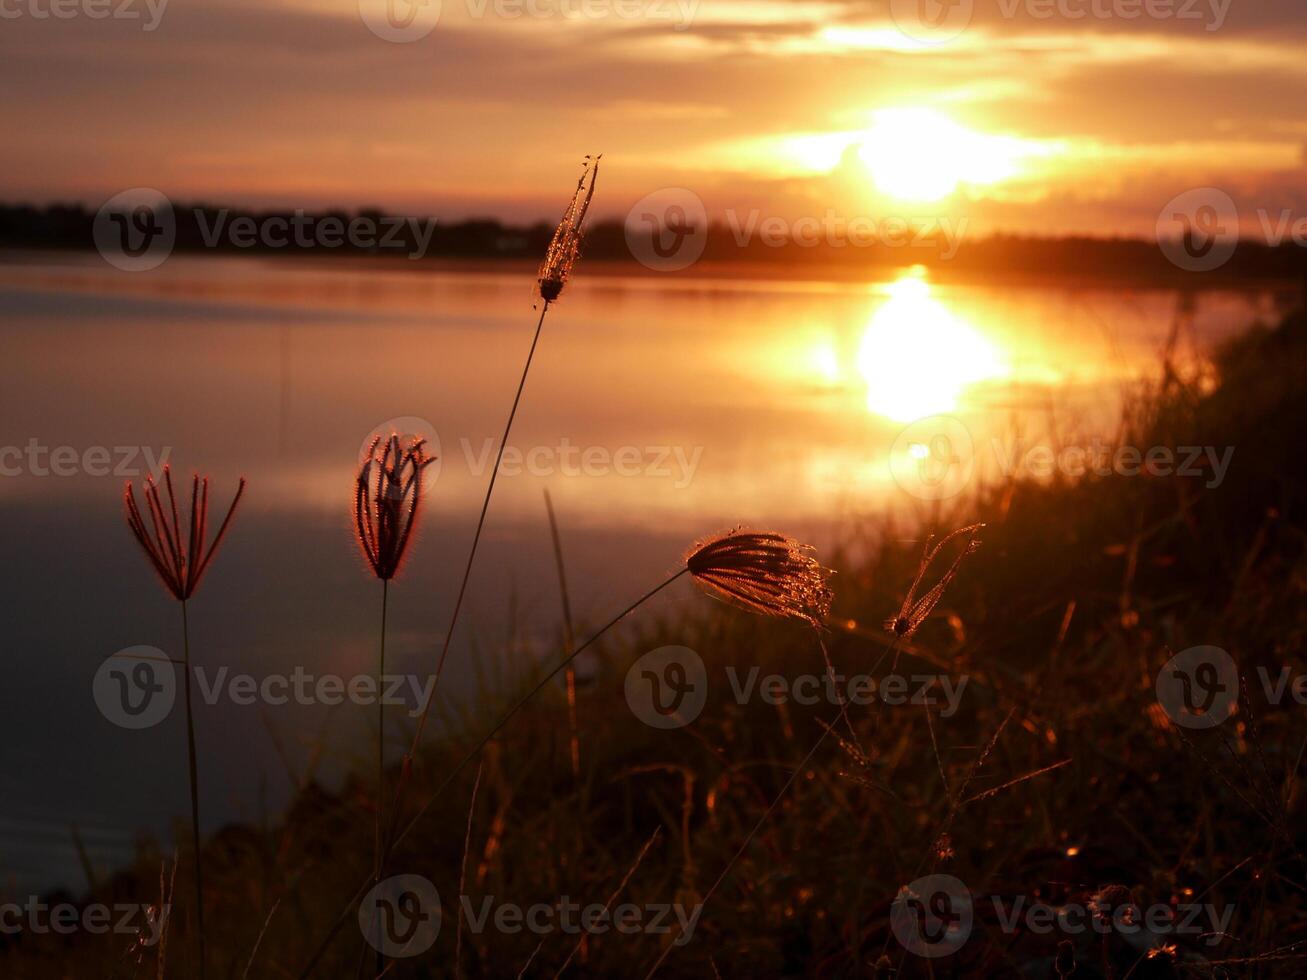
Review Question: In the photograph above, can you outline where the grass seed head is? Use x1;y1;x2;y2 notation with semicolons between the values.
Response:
686;530;834;628
538;154;600;302
886;523;984;638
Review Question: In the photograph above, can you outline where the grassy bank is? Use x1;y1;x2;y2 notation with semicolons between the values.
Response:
5;310;1307;979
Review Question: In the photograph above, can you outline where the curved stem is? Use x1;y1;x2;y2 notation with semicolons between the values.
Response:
377;302;550;873
401;567;689;839
296;567;687;979
181;599;206;980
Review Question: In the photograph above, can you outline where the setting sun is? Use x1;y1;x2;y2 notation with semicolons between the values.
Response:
857;108;1031;203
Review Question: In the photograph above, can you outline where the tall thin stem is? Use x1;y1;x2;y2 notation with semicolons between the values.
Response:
374;579;388;979
181;599;206;980
296;567;687;980
543;489;580;784
378;301;550;872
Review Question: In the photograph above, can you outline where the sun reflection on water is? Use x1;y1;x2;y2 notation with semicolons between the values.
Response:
855;274;1007;422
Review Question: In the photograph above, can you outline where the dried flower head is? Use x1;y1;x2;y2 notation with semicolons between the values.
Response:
537;155;600;302
354;434;434;580
886;523;984;638
686;531;834;627
124;467;247;601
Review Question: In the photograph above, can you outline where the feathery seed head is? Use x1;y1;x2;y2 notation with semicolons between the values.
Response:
885;523;984;639
538;155;600;303
686;530;834;627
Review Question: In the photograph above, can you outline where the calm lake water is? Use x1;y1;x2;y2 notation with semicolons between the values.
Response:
0;249;1292;895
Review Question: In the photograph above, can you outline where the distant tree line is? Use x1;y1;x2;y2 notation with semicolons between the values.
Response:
1;201;1305;284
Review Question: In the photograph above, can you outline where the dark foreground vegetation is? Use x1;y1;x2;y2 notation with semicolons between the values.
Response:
4;308;1307;978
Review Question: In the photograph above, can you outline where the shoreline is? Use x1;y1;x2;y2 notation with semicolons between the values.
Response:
1;245;1302;295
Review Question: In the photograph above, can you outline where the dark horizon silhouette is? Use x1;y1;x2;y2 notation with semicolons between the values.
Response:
4;199;1307;285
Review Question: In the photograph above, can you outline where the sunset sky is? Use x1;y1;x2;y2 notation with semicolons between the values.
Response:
4;0;1307;235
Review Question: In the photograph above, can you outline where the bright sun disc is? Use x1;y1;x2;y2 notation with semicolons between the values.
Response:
858;108;1026;203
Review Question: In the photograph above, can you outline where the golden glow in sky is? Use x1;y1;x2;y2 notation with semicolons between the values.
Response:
2;0;1301;238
